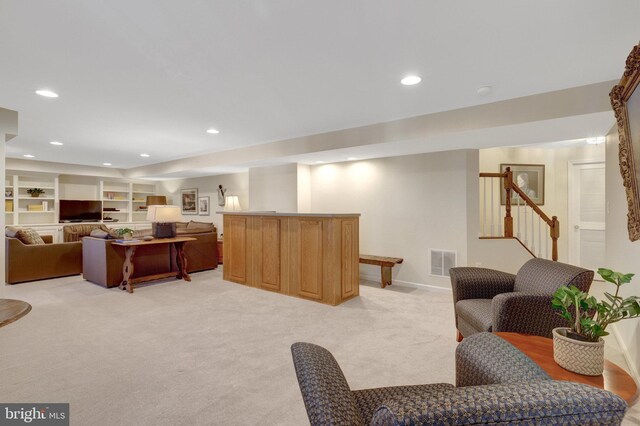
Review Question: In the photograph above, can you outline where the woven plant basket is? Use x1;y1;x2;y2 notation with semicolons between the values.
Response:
552;327;604;376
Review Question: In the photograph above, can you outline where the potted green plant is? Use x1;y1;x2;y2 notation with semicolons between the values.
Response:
115;227;135;241
27;188;45;198
551;268;640;375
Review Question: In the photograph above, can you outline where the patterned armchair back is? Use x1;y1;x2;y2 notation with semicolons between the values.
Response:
514;258;594;294
291;342;364;426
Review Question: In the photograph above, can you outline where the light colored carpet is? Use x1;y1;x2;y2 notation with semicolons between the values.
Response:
1;270;456;425
1;270;638;425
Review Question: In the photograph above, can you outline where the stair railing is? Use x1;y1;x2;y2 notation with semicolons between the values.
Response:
479;167;559;261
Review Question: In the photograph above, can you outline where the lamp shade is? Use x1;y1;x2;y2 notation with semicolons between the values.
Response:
146;195;167;206
146;205;182;222
224;195;242;212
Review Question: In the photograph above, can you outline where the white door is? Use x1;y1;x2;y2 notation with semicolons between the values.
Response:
568;162;605;271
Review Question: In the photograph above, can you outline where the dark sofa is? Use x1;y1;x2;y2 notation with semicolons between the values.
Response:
81;221;218;288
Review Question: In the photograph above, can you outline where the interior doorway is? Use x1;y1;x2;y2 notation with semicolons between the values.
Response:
568;161;606;272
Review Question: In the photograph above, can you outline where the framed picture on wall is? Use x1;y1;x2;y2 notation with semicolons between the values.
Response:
181;188;198;215
500;164;545;206
611;43;640;241
198;196;210;216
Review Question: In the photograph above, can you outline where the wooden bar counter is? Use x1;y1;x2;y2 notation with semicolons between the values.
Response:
222;212;360;305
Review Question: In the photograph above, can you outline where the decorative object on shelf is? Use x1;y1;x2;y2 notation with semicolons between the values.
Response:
27;204;44;212
5;189;12;197
551;268;640;375
27;188;45;198
217;185;226;206
198;196;210;216
146;205;182;238
181;188;198;215
5;200;13;212
610;42;640;241
499;164;545;205
223;195;242;212
146;195;167;206
115;227;135;241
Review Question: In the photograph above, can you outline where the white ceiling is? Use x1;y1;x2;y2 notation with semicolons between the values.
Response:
1;1;638;173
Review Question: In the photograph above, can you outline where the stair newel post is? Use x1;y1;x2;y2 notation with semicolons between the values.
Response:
503;167;513;237
550;215;559;261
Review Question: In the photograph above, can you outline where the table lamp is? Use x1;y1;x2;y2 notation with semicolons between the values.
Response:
146;205;182;238
224;195;242;212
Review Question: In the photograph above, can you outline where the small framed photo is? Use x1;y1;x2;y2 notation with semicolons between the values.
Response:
198;196;210;216
500;164;545;206
181;188;198;215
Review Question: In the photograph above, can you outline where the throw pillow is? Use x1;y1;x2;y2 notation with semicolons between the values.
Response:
15;228;45;245
5;226;20;238
176;222;188;229
134;229;153;238
89;229;110;239
187;221;214;232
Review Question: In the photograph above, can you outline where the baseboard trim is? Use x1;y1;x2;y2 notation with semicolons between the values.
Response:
610;324;640;383
360;273;452;293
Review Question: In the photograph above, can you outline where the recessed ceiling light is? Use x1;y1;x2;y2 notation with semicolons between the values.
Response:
401;75;421;86
103;162;112;166
206;128;220;134
477;85;492;96
315;161;324;164
586;136;605;145
140;153;150;157
23;154;35;158
49;141;63;146
347;157;358;161
35;89;58;98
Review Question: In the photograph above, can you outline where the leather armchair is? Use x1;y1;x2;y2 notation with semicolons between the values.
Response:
450;258;594;340
6;236;82;284
291;335;626;425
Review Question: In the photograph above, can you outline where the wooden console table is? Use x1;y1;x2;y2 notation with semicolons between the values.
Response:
496;332;639;405
113;237;196;293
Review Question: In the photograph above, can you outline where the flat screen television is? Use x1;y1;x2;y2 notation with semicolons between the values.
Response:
59;200;102;222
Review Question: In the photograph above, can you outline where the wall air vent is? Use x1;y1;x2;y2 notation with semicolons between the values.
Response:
429;249;457;277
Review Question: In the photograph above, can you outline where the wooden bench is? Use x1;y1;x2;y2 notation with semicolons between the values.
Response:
359;255;404;288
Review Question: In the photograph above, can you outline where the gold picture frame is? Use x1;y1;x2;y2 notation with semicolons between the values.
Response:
610;43;640;241
500;163;545;206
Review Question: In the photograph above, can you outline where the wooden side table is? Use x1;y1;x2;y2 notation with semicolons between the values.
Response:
217;238;223;265
0;299;32;328
496;332;639;405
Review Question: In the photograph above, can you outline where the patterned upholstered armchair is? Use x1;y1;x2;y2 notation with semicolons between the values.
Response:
63;224;110;242
291;335;626;425
450;258;594;340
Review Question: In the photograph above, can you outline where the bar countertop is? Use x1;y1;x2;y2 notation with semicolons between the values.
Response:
217;211;360;217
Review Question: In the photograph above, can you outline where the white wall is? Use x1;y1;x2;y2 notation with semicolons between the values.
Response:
249;164;298;212
478;144;605;266
605;128;640;380
297;164;311;213
157;172;248;235
1;107;18;298
310;150;478;289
